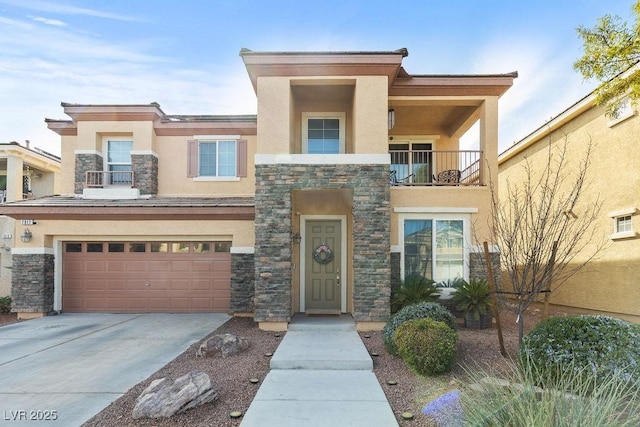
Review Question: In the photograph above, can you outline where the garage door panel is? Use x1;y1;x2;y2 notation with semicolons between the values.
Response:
169;260;190;272
63;241;231;313
213;278;230;290
213;298;230;310
191;298;214;310
85;261;106;273
149;261;170;272
169;279;190;291
170;298;191;310
64;260;84;273
106;261;126;273
64;279;84;292
106;279;126;291
84;279;105;291
191;260;214;272
84;297;107;311
126;298;148;311
212;260;231;272
148;298;170;310
191;279;214;291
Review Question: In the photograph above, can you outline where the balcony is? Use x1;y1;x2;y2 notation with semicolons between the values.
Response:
389;150;483;186
85;170;135;188
83;170;140;200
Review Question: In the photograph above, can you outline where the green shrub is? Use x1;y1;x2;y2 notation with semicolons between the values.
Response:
520;315;640;391
383;301;456;355
391;275;439;313
461;358;640;427
0;296;10;313
434;277;465;288
394;318;457;376
451;278;492;321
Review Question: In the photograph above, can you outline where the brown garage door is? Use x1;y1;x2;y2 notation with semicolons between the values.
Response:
62;241;231;313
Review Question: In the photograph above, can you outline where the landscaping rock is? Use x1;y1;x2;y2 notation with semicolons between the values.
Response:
132;371;218;419
196;333;249;358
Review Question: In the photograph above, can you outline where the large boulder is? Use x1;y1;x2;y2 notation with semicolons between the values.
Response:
196;333;249;358
132;371;218;419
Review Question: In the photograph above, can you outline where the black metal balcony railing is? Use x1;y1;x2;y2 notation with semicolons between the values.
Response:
389;150;482;186
85;171;135;188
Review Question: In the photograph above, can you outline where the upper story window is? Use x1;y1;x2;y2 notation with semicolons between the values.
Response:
608;96;636;127
187;137;247;179
609;207;637;240
105;139;133;186
302;112;345;154
199;140;236;177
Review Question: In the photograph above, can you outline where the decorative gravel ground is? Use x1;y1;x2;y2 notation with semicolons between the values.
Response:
0;305;566;426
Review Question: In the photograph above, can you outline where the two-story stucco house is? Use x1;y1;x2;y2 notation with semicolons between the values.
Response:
0;142;60;298
1;48;515;330
499;89;640;322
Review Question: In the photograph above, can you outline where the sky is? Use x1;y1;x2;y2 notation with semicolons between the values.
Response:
0;0;636;156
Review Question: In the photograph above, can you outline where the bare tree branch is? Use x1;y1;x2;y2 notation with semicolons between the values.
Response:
488;135;607;343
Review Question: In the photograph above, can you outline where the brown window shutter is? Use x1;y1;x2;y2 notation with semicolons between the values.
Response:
237;139;247;177
187;139;198;177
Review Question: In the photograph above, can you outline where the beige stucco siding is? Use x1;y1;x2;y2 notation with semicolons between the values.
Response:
156;135;256;197
258;76;388;155
16;219;255;249
257;77;291;154
499;101;640;318
353;76;388;154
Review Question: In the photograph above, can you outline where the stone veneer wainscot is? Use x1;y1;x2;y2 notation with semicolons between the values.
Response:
11;253;55;315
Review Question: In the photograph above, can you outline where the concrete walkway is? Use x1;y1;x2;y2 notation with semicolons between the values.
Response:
241;315;398;427
0;313;229;426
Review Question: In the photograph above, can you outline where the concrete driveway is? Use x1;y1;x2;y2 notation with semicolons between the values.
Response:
0;313;230;426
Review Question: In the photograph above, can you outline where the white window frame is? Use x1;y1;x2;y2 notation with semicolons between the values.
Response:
302;112;346;154
608;96;636;127
194;138;239;181
103;137;133;171
102;137;133;187
399;213;471;282
609;207;637;240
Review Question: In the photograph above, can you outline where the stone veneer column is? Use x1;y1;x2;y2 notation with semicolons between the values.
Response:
470;250;500;286
351;165;391;322
74;153;103;194
132;153;158;195
230;251;255;313
253;162;391;324
390;252;401;292
254;164;293;323
11;251;55;317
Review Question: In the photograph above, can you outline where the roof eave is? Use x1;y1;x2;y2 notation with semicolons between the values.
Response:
240;48;408;92
499;93;596;164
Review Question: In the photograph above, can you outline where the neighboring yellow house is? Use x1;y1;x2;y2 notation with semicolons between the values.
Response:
0;142;60;298
499;91;640;322
0;48;516;330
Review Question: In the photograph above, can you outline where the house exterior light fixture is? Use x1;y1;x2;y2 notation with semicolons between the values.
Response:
20;229;32;243
292;231;302;244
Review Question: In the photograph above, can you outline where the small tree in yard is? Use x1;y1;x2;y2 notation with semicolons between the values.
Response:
491;137;606;344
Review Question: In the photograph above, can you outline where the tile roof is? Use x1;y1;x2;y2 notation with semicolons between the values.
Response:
0;196;255;220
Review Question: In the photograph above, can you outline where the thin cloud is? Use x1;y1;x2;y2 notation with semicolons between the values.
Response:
0;0;141;22
31;16;67;27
